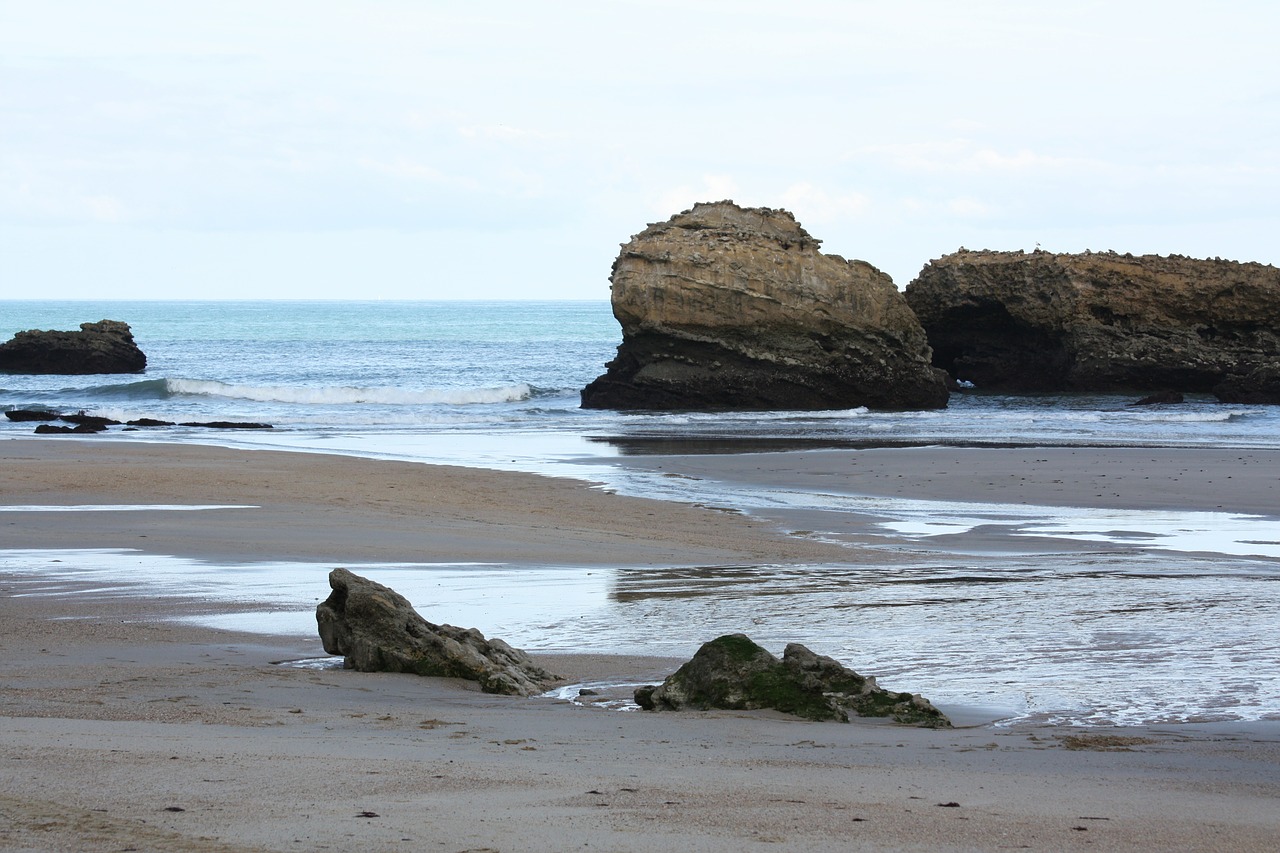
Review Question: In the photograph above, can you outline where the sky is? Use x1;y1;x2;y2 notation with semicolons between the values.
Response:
2;1;1278;300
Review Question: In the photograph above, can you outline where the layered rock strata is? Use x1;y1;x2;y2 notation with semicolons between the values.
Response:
634;634;950;727
581;201;948;411
0;320;147;374
905;250;1280;396
316;568;558;696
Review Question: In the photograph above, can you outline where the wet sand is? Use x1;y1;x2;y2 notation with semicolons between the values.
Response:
0;440;854;566
613;445;1280;516
3;438;1280;851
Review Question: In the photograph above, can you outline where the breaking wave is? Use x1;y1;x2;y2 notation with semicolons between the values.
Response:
166;378;534;406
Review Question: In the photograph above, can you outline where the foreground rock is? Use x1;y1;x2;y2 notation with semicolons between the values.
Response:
634;634;950;727
316;568;558;696
0;320;147;374
581;201;948;411
905;250;1280;396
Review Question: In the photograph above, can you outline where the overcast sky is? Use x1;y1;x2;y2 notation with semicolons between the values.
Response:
2;1;1277;300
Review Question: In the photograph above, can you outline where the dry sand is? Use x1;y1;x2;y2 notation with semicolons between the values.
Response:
3;438;1280;852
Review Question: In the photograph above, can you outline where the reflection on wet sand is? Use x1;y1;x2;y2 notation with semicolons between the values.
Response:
4;546;1277;727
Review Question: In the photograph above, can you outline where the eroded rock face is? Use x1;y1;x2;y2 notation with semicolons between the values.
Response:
905;250;1280;395
634;634;950;727
581;201;948;411
1214;365;1280;404
316;568;558;696
0;320;147;375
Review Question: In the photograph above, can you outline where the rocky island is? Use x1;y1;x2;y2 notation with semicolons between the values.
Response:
581;201;948;411
906;250;1280;401
0;319;147;375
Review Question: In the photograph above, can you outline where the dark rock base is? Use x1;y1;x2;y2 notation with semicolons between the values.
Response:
582;334;949;412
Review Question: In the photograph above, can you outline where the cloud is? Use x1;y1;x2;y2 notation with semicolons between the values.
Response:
854;140;1087;175
456;124;550;142
652;175;743;217
778;182;871;221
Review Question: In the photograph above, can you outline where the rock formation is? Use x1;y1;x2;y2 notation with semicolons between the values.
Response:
0;320;147;375
905;250;1280;396
1213;365;1280;404
315;568;558;696
581;201;948;411
634;634;951;727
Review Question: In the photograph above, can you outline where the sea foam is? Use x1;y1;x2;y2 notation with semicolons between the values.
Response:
166;378;533;406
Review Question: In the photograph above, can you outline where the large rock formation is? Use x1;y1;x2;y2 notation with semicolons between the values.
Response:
316;568;558;696
905;250;1280;397
634;634;950;727
1213;365;1280;404
580;202;948;411
0;320;147;374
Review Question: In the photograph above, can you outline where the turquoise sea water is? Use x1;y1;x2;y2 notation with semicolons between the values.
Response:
3;300;1280;726
4;299;1279;449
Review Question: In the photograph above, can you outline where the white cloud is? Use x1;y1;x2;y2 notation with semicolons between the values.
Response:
1;1;1278;297
457;124;550;142
855;140;1088;175
653;175;743;218
778;183;871;221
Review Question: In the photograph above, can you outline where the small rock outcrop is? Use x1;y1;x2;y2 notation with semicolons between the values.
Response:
0;320;147;375
634;634;950;727
315;568;558;696
1129;390;1184;406
905;250;1280;396
4;409;60;422
581;201;948;411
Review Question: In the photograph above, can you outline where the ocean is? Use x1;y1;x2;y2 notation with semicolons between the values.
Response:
3;300;1279;726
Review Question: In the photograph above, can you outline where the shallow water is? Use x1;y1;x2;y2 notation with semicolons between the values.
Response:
5;544;1278;727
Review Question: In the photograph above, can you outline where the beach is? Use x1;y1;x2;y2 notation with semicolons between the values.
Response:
3;438;1280;851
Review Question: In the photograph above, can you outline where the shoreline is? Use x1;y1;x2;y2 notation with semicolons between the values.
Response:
4;437;1280;850
5;587;1279;852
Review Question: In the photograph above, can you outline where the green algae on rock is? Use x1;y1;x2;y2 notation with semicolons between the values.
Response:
634;633;950;727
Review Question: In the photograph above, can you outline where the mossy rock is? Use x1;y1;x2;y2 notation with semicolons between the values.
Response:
634;633;950;727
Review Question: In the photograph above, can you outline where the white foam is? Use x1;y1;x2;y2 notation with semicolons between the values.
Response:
167;378;533;406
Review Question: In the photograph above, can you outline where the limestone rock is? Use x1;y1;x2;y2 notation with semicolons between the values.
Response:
634;634;950;727
581;201;948;411
0;320;147;375
905;250;1280;394
315;568;558;696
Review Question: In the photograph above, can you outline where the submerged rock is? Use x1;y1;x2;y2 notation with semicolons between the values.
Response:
0;320;147;375
581;201;948;411
905;250;1280;394
634;634;950;727
315;568;558;696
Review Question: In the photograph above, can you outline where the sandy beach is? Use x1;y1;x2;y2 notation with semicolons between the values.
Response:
3;438;1280;851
